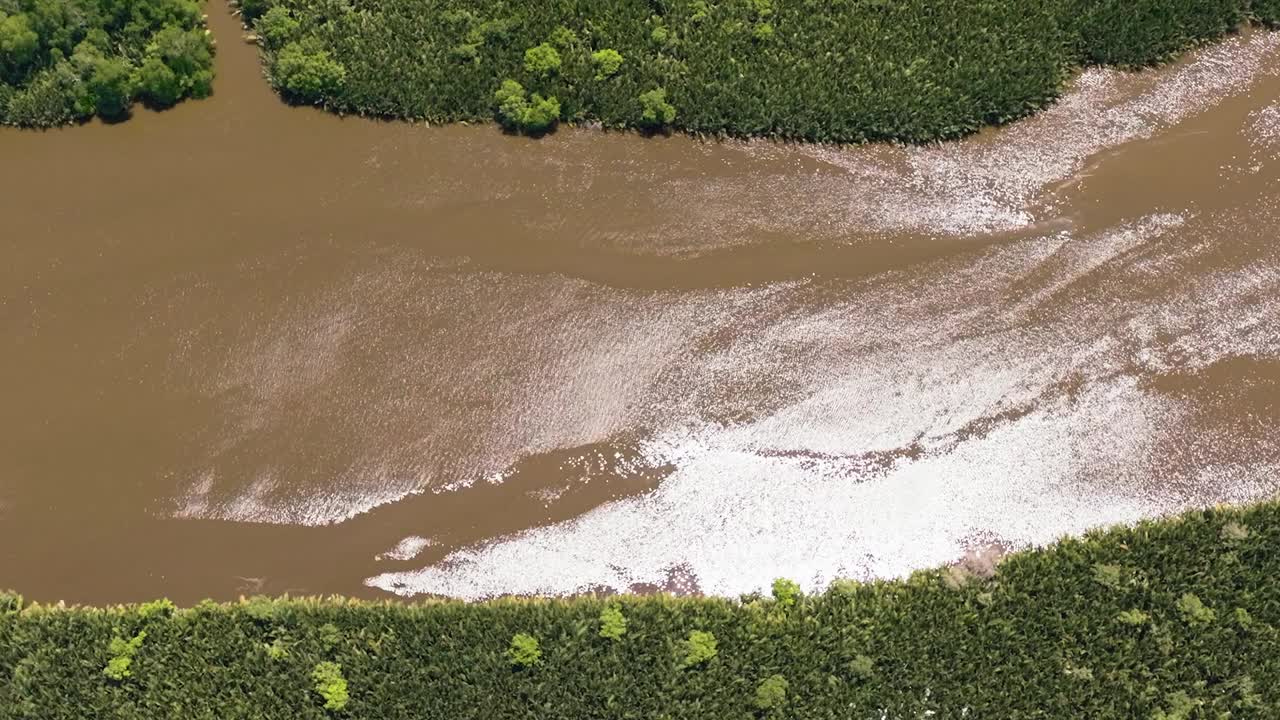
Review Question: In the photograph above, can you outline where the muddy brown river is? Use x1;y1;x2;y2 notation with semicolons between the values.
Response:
2;5;1279;605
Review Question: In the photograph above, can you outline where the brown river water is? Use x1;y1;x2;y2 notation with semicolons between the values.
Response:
2;5;1280;605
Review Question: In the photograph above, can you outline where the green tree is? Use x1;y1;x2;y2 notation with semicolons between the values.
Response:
494;78;528;129
146;25;214;97
521;93;558;132
254;6;299;49
590;48;623;79
638;87;676;128
85;55;134;119
136;55;180;106
273;40;345;103
522;42;560;76
0;12;39;82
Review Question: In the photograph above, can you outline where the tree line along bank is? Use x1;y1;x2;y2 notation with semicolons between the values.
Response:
241;0;1280;142
3;500;1279;717
4;0;1280;137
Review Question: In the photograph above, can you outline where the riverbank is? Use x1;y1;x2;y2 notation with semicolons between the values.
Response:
4;500;1278;717
240;0;1280;143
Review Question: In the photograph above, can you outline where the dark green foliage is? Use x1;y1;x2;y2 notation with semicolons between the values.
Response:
136;55;179;105
84;54;133;118
1258;0;1280;25
254;6;299;49
1067;0;1248;67
0;0;213;126
4;502;1280;717
244;0;1271;143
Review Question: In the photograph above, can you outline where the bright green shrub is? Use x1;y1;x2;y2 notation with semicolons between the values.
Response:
493;79;558;133
771;578;800;608
680;630;717;668
599;605;626;640
754;674;788;710
523;43;560;76
103;631;146;681
508;632;541;667
311;661;349;711
521;93;558;131
638;87;675;129
590;48;623;80
494;77;528;127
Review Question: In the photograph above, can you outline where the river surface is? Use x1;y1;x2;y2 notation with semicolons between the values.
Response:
2;5;1279;604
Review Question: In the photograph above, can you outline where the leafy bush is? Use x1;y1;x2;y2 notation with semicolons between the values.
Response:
136;56;180;105
0;0;213;126
493;78;558;134
754;674;788;710
103;631;146;681
85;55;134;119
680;630;717;668
311;661;349;711
3;502;1280;718
255;6;300;49
273;40;345;104
523;42;560;76
599;605;627;640
507;632;541;667
637;87;675;129
1176;593;1216;625
590;48;623;80
770;578;801;608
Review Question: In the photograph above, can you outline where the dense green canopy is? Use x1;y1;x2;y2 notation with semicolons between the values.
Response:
0;0;213;126
244;0;1276;142
3;501;1280;717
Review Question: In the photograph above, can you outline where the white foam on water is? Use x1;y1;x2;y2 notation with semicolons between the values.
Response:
801;32;1280;236
376;535;435;562
367;375;1196;599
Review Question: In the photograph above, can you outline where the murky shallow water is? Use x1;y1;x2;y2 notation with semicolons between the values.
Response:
1;6;1278;604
